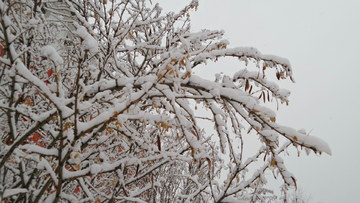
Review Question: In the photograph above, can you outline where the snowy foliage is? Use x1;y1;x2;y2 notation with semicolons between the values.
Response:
0;0;330;202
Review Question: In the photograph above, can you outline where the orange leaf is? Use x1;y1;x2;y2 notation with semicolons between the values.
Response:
190;148;194;157
180;59;185;65
75;164;81;170
74;185;80;194
24;99;31;106
270;158;277;167
47;69;53;77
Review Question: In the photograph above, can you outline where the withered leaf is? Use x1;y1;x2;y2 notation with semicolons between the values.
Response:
157;135;161;151
263;91;266;103
259;92;263;99
270;158;277;167
75;164;81;171
245;79;250;91
291;176;298;191
276;72;280;80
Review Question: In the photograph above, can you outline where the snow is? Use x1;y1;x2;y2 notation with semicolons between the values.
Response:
260;130;279;142
21;144;58;156
69;151;81;165
268;123;332;155
13;59;73;118
233;68;291;102
0;0;333;202
117;114;128;124
222;196;247;203
274;155;297;187
0;55;10;66
192;45;295;83
3;188;28;198
79;178;94;199
90;164;102;175
76;26;99;54
65;129;74;143
44;192;56;203
41;45;63;65
63;166;90;180
37;159;59;185
28;18;39;25
60;193;78;202
3;15;11;27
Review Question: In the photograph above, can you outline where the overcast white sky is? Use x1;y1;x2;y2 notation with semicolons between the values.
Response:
154;1;360;202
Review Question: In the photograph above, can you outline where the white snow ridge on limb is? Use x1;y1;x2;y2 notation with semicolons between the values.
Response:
41;45;64;65
2;189;28;199
75;26;99;54
269;123;332;155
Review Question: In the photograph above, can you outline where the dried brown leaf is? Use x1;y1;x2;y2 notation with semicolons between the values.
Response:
157;135;161;151
270;158;277;167
263;91;266;103
291;176;298;191
245;79;250;91
75;164;81;171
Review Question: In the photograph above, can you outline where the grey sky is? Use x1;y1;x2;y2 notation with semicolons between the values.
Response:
155;1;360;202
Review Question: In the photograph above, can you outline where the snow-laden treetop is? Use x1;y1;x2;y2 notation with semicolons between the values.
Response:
0;0;330;202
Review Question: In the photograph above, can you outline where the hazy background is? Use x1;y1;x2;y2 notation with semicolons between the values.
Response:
154;1;360;202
